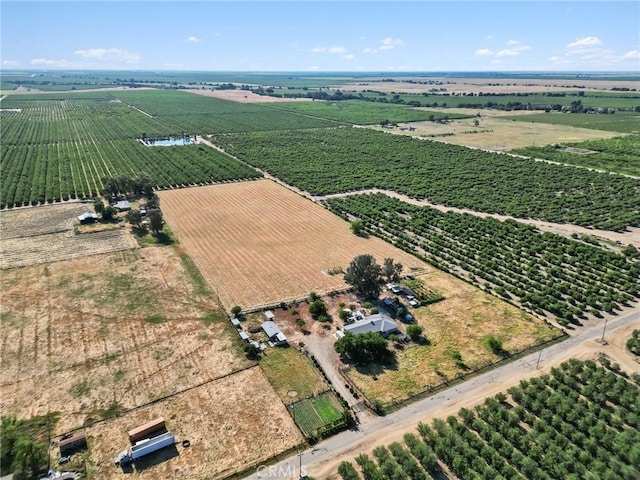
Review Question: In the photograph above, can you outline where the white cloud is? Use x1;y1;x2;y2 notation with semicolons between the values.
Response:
311;46;347;54
31;58;82;68
2;60;22;67
363;37;404;54
496;48;520;57
475;49;494;57
186;36;202;43
476;41;529;58
308;65;320;71
74;48;141;64
621;50;639;60
380;37;403;50
342;54;355;60
566;36;602;49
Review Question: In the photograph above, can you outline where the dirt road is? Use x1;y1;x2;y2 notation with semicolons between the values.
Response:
243;308;639;480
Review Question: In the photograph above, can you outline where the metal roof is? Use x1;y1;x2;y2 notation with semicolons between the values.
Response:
343;314;398;336
261;320;283;339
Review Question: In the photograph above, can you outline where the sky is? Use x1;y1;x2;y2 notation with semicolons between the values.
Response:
2;1;639;72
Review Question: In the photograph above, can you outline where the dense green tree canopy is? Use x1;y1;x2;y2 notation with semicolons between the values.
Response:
344;254;383;300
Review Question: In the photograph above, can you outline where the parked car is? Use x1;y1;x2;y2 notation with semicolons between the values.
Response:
58;456;71;465
407;295;420;307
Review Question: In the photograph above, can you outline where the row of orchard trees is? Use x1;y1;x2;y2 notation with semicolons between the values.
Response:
102;172;154;198
213;127;640;231
337;359;640;480
327;194;640;326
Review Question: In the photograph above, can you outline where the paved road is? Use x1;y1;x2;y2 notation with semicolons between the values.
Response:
243;308;639;480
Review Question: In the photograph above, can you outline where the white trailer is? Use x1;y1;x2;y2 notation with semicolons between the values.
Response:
114;432;175;466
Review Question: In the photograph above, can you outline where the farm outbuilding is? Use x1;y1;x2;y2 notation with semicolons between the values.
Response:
113;200;131;212
59;432;87;456
261;320;288;346
264;310;275;321
231;317;241;328
239;331;250;342
77;212;98;224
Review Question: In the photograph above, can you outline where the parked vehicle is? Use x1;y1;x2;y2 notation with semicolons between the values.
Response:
114;432;175;466
407;295;420;308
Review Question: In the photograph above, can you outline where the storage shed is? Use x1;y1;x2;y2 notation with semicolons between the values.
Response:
59;432;87;456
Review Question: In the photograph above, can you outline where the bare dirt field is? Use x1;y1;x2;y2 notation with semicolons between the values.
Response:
340;77;640;94
86;366;302;480
184;88;313;103
377;107;620;151
158;180;429;311
0;203;137;269
0;247;253;436
344;270;561;405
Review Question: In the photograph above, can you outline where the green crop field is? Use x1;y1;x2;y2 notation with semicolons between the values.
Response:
272;100;469;125
289;392;345;438
213;127;640;231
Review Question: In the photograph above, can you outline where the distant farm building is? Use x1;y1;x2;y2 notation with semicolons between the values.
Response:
77;212;98;224
59;432;87;456
261;320;287;346
113;200;131;212
343;313;399;337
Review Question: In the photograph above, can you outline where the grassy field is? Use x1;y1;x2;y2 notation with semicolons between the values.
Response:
344;270;561;407
259;347;328;402
502;111;640;133
381;114;620;151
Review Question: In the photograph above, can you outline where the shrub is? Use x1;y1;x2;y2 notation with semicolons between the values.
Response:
231;305;242;316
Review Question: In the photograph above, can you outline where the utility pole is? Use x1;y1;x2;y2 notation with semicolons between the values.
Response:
536;349;542;370
297;450;303;479
600;317;609;344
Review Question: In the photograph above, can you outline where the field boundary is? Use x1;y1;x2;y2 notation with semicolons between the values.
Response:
56;363;259;438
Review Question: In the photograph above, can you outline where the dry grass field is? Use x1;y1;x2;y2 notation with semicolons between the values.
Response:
345;270;561;406
0;202;307;478
378;108;620;151
0;203;136;269
87;366;302;480
0;247;253;435
158;179;428;311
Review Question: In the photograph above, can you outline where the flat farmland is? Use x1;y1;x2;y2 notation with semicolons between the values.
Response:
88;366;302;480
158;179;428;310
385;108;620;151
0;247;253;435
0;203;137;269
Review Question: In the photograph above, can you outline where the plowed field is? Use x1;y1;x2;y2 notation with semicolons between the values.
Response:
158;180;429;310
